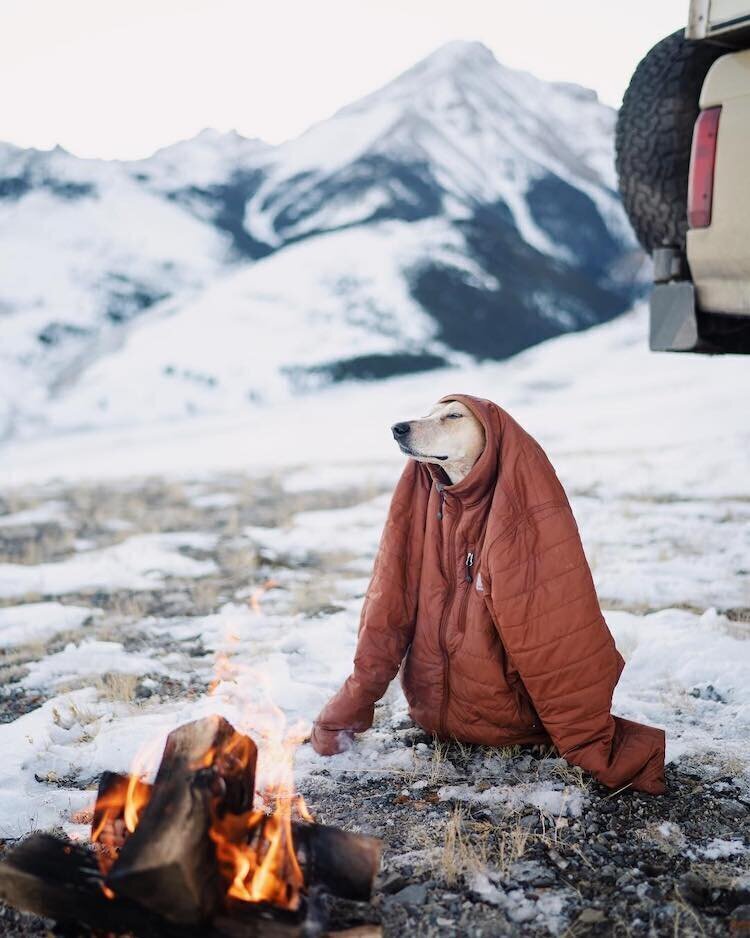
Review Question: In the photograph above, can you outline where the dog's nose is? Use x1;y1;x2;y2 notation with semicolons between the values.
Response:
391;421;411;439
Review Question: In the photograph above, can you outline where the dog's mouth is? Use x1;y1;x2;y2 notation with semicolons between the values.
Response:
397;442;448;461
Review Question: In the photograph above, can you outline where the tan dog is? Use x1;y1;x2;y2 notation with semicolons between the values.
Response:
390;399;486;483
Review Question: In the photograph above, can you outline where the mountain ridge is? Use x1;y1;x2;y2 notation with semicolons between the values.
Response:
0;40;644;441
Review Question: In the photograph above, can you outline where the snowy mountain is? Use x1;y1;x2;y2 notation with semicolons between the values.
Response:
0;41;645;439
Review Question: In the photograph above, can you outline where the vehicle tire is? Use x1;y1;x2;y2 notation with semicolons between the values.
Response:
615;30;725;254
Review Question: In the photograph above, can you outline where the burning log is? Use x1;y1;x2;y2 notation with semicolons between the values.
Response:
0;715;383;936
0;834;314;937
293;822;381;902
107;715;258;925
92;772;381;906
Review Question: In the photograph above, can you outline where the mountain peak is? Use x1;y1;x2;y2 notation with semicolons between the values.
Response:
394;39;499;86
421;39;497;68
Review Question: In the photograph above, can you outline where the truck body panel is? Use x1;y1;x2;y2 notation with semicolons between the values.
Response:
687;48;750;316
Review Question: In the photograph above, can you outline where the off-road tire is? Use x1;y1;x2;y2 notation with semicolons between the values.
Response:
615;30;726;254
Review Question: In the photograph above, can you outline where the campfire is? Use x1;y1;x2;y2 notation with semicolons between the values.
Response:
0;715;382;936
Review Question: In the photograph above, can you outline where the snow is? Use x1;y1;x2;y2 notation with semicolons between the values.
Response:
246;495;388;562
0;146;230;439
0;533;217;599
438;782;586;818
470;870;573;933
0;602;94;648
39;219;460;434
0;500;68;528
21;640;167;690
698;838;749;860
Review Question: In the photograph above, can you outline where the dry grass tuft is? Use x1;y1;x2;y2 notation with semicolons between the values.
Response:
441;804;487;885
51;699;99;729
95;672;139;702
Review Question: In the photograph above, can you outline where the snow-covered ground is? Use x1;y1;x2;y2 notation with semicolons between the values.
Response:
0;304;748;932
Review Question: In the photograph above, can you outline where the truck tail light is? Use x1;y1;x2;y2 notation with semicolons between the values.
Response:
687;106;721;229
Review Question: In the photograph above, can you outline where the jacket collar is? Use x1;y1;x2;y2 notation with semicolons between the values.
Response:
423;393;504;506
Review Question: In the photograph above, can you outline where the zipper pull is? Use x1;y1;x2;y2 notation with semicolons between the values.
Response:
465;551;474;582
437;484;445;520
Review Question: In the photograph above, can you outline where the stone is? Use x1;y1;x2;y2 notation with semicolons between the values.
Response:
717;798;748;818
378;870;409;895
509;860;556;887
390;883;429;907
578;908;606;924
678;871;710;907
730;906;750;929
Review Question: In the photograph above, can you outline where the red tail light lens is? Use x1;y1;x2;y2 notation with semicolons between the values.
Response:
687;106;721;229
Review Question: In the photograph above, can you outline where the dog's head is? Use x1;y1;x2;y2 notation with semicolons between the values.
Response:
390;399;485;469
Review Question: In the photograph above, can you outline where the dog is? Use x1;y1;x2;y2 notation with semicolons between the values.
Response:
390;398;486;483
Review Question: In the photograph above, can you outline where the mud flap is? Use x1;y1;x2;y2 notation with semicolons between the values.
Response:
649;282;701;351
650;281;750;354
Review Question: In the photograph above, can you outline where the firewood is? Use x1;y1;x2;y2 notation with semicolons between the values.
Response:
0;834;306;937
292;822;382;902
107;715;257;925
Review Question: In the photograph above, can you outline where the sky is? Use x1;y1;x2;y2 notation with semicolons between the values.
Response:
1;0;688;161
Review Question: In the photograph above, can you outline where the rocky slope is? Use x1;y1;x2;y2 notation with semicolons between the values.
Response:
0;41;644;438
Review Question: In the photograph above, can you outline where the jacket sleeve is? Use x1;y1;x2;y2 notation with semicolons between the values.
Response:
485;500;666;795
311;460;429;755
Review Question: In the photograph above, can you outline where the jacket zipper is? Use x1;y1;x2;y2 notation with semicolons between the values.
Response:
454;551;474;640
437;495;462;737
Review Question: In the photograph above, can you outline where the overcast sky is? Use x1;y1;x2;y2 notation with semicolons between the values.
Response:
1;0;688;160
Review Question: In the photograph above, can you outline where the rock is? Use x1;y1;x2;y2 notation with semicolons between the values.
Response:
390;883;429;907
731;906;750;929
717;798;748;818
678;871;710;907
689;683;726;703
378;870;409;895
578;908;606;924
509;860;556;887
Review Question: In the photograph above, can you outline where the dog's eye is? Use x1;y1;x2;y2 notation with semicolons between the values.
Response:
447;413;463;419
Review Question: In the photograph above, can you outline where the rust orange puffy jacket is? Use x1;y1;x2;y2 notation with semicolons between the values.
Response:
311;394;666;795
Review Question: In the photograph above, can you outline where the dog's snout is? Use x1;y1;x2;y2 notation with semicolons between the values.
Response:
391;421;411;439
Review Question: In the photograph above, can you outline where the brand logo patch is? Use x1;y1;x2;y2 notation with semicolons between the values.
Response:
475;572;484;593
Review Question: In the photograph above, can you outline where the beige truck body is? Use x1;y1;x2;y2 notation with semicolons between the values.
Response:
687;0;750;39
686;47;750;315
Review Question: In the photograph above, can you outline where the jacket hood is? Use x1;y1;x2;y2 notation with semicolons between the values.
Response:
423;393;510;504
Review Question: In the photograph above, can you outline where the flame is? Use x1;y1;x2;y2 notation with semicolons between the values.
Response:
90;574;313;912
249;578;280;613
124;771;151;833
91;773;152;879
206;702;312;909
205;601;313;911
90;736;162;883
